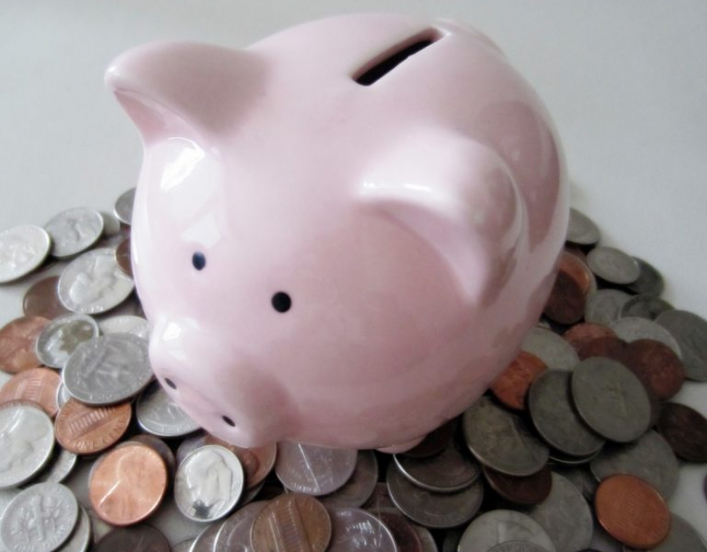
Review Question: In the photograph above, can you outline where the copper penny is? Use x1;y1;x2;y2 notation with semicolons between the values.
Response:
490;351;547;410
90;442;168;526
22;276;70;320
0;367;60;417
55;398;132;455
401;418;458;459
115;238;133;277
377;510;424;552
124;434;176;482
621;339;685;400
656;402;707;462
573;335;626;362
251;493;332;552
482;464;552;506
563;322;616;351
204;433;277;490
543;251;596;325
564;244;588;262
0;315;49;374
595;474;670;549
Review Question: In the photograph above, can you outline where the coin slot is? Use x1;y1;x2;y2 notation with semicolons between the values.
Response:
353;30;442;86
222;415;235;426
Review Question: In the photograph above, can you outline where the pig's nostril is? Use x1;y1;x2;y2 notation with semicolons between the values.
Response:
164;378;177;389
222;415;236;427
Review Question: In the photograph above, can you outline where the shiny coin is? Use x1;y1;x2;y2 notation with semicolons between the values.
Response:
458;510;556;552
0;315;49;374
114;188;136;225
0;367;61;417
126;434;176;481
100;211;122;237
626;257;664;297
619;294;673;320
595;474;670;549
319;450;378;508
566;208;600;246
656;309;707;381
0;482;79;552
585;289;631;326
55;399;132;455
213;500;268;552
0;224;51;283
386;460;483;528
491;351;547;411
175;444;244;522
656;402;707;462
30;446;78;485
203;434;277;491
0;402;55;488
191;522;223;552
571;357;651;443
23;276;70;320
488;543;552;552
62;333;152;405
35;313;99;369
610;316;681;357
58;247;135;314
620;339;685;400
56;383;71;408
97;314;149;339
377;510;424;552
136;380;200;438
521;327;579;371
326;506;398;552
251;493;332;552
623;514;707;552
482;464;551;506
462;396;549;477
586;246;640;284
275;441;357;496
543;251;596;325
92;525;170;552
115;237;132;277
56;506;91;552
44;207;104;259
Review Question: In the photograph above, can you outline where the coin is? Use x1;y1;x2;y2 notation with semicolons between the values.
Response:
491;351;547;411
586;246;640;284
626;257;664;297
595;474;670;549
55;399;132;455
363;482;397;515
275;441;357;496
585;289;631;326
213;500;268;552
620;339;685;400
553;466;598;501
62;334;153;405
656;402;707;462
562;322;616;351
566;208;600;246
115;237;132;277
114;188;136;225
521;327;579;371
319;450;379;508
656;309;707;381
44;207;105;259
29;446;78;485
402;419;457;459
0;225;52;283
251;493;332;552
202;434;277;491
623;514;707;552
572;334;626;362
126;434;176;481
35;313;100;369
172;540;196;552
326;506;398;552
619;294;673;320
92;524;170;552
0;316;49;374
543;251;596;325
136;380;200;438
0;367;60;418
610;316;681;358
488;543;552;552
23;276;71;320
97;314;149;339
191;522;223;552
377;510;424;552
57;506;91;552
482;464;551;506
457;510;556;552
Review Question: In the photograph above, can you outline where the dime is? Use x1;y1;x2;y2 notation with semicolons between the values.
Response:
29;446;78;485
566;208;600;246
201;434;277;491
175;445;244;522
214;500;268;552
58;247;135;315
0;367;61;417
521;327;579;371
326;507;398;552
585;289;631;326
543;251;596;325
656;309;707;381
319;450;379;508
620;339;685;400
656;402;707;462
275;441;357;496
44;207;104;259
595;474;670;549
92;525;170;552
562;322;615;351
377;511;424;552
55;399;132;455
586;246;640;284
136;380;200;438
56;506;91;552
619;294;673;320
114;188;136;225
115;238;132;277
482;464;552;506
623;514;707;552
457;510;556;552
610;317;681;358
62;334;152;405
0;316;49;374
35;313;99;369
97;314;149;339
251;493;332;552
491;351;547;411
626;257;665;297
22;276;70;319
0;224;52;283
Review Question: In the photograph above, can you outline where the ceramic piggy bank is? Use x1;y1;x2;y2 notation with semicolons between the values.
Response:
106;13;568;451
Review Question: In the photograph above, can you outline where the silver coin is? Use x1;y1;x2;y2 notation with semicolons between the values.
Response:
35;314;100;369
610;316;681;357
30;447;78;485
626;257;664;297
175;445;244;522
62;333;153;405
56;506;91;552
99;212;122;237
114;188;136;225
175;432;207;465
190;522;223;552
58;247;135;315
590;429;679;499
571;357;651;443
386;461;483;529
213;500;268;552
44;208;104;259
585;289;632;326
548;448;602;466
656;309;707;381
521;327;579;371
171;540;196;552
552;466;598;501
623;514;707;552
586;246;640;284
0;225;51;284
525;472;593;552
566;208;601;246
0;403;55;488
457;510;556;552
394;438;481;493
619;294;673;321
489;543;552;552
0;482;79;552
275;441;357;496
462;396;549;477
136;380;201;438
97;314;150;339
327;506;398;552
320;450;379;508
413;525;438;552
56;384;72;409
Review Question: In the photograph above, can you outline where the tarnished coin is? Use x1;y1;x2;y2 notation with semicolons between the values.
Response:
191;522;224;552
482;464;551;506
0;224;52;283
402;420;458;459
626;257;665;297
115;237;132;277
543;251;596;325
462;396;549;477
172;540;196;552
489;543;552;552
136;380;200;437
386;460;483;528
0;482;78;552
58;248;135;314
62;334;152;405
573;335;626;362
619;294;673;320
175;445;244;522
521;327;579;371
562;322;616;352
624;514;707;552
326;507;398;552
319;450;378;508
610;316;681;358
595;474;670;549
202;434;277;491
585;289;631;326
92;525;170;552
377;511;424;552
214;500;268;552
458;510;556;552
251;493;332;552
44;207;104;259
0;367;61;417
57;506;91;552
491;351;547;411
586;246;640;284
656;402;707;462
442;529;464;552
97;314;150;339
413;525;437;552
620;339;685;400
35;313;99;369
29;446;78;485
571;357;651;443
276;441;357;496
363;482;397;515
23;276;70;320
566;208;601;246
0;315;49;374
55;399;132;455
553;465;598;501
0;402;55;488
114;188;136;225
656;309;707;381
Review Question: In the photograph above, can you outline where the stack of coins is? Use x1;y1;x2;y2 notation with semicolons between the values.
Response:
0;196;706;552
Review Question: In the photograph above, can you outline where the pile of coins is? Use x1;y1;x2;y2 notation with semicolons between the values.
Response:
0;193;707;552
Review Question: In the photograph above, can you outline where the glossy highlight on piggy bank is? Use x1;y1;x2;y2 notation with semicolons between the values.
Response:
106;14;568;451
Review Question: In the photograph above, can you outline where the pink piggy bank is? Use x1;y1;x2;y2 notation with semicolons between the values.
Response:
106;13;568;451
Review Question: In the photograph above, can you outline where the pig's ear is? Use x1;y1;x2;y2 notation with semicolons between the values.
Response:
358;133;525;304
105;42;263;143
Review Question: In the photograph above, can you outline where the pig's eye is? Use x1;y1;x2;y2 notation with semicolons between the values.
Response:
192;252;206;270
272;292;292;313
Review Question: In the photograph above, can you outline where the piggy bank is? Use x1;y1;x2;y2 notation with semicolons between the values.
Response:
106;13;568;451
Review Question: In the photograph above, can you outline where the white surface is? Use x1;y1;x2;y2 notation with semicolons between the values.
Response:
1;0;706;543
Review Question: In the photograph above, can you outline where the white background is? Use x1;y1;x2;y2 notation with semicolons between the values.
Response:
1;0;706;545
